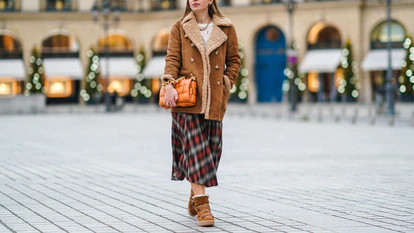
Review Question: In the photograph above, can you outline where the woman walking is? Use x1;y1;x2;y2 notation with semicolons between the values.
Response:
161;0;241;227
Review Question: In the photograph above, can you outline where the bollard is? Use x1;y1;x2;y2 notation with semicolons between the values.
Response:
288;111;294;120
389;116;395;127
276;111;281;119
352;109;358;125
412;111;414;127
369;109;375;125
318;109;323;122
250;111;255;118
335;115;340;123
31;106;37;114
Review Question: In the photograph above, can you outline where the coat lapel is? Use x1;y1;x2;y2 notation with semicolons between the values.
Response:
206;24;228;56
182;12;206;56
182;12;232;56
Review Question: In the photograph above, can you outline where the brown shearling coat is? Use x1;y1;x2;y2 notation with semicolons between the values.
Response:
161;11;241;121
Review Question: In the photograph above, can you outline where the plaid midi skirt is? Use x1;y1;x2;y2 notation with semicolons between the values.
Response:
171;112;223;187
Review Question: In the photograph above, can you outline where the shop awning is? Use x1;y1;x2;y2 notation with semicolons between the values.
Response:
361;49;406;71
43;58;84;80
0;59;26;80
100;57;138;78
142;56;166;79
299;49;343;73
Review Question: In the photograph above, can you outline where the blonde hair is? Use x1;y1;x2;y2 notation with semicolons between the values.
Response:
182;0;224;19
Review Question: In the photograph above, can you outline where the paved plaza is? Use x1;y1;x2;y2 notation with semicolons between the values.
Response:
1;111;413;233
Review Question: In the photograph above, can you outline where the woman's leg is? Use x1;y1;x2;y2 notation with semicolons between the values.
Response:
188;182;205;217
191;183;206;195
190;182;214;227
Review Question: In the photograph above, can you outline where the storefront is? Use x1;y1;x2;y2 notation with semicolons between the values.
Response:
97;32;137;102
299;22;343;103
361;20;408;102
41;29;83;104
0;31;25;97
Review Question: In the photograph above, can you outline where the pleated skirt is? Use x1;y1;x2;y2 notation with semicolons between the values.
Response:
171;112;223;187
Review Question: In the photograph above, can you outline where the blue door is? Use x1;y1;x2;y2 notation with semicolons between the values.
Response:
255;26;286;102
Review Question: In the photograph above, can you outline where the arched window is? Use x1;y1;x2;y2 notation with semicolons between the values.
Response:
42;0;77;12
98;34;134;55
152;29;170;56
371;20;406;49
0;33;22;58
219;0;232;6
0;0;21;11
307;23;342;50
42;32;79;57
94;0;128;11
251;0;282;5
151;0;177;11
96;32;137;98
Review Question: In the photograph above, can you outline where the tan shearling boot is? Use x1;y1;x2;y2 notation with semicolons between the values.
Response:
193;194;214;227
188;190;197;216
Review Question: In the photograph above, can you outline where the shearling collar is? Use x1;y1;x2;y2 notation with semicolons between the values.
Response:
181;10;229;58
182;11;232;27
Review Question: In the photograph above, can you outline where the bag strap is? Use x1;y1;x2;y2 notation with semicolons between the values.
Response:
162;74;196;87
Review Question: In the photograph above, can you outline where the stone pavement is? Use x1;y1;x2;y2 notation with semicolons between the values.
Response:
0;113;413;233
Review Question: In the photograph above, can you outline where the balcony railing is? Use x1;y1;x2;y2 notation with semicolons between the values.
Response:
251;0;283;5
0;49;23;59
97;51;134;57
0;0;21;12
94;0;130;12
370;41;404;50
41;0;78;12
41;50;79;58
219;0;232;7
250;0;357;5
307;40;342;50
149;0;177;11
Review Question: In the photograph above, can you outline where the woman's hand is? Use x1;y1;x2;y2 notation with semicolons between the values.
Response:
164;84;178;107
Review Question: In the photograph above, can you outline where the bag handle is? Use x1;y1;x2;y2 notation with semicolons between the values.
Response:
162;74;196;87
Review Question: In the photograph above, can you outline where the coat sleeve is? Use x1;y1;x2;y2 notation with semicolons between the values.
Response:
224;25;241;87
161;20;182;85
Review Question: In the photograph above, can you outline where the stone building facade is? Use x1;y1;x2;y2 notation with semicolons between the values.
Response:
1;0;413;104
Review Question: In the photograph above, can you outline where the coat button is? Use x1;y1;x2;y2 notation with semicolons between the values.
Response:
190;58;194;63
215;65;220;70
217;81;221;85
191;43;195;48
215;50;219;55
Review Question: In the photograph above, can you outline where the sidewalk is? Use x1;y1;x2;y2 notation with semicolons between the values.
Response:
1;113;413;232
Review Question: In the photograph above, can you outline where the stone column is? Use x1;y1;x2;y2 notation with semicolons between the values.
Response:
317;73;325;102
21;0;40;12
330;73;337;102
78;0;94;12
177;0;186;10
231;0;250;7
140;0;151;12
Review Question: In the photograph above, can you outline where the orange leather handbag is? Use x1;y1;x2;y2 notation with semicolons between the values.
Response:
159;75;197;109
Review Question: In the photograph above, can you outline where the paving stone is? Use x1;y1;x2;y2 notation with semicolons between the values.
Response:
0;113;412;232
